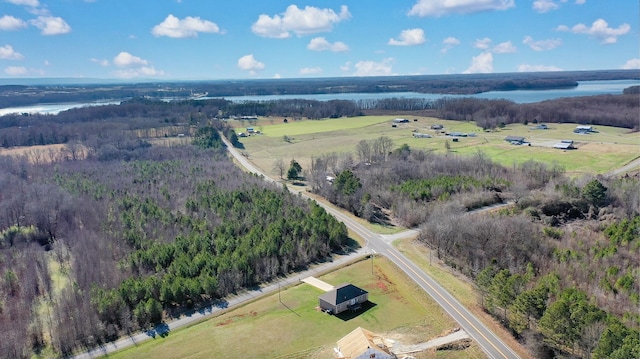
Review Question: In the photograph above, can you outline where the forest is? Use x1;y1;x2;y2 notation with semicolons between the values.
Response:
0;126;348;357
0;92;638;358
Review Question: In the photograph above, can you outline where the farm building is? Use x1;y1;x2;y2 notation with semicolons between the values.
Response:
431;124;443;130
504;136;525;145
554;140;575;150
392;118;409;123
448;132;467;137
574;125;594;134
531;124;548;130
413;133;431;138
319;283;368;314
334;327;396;359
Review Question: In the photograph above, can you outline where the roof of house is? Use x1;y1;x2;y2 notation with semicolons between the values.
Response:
553;142;574;149
319;283;368;306
504;136;525;142
336;327;391;359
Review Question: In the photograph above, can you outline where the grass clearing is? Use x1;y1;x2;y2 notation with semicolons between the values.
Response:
237;116;639;177
108;257;483;359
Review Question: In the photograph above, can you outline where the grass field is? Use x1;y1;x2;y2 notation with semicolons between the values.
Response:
233;116;639;178
108;257;484;359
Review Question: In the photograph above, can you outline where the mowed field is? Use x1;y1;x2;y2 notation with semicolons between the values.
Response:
108;256;484;359
231;116;640;177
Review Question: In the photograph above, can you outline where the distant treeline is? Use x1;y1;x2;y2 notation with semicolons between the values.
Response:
1;69;637;108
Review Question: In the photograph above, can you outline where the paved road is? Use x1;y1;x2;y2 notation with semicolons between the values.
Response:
222;136;520;359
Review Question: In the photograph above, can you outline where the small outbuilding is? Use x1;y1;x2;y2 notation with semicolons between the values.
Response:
392;118;409;123
319;283;368;314
431;124;443;130
413;133;431;138
334;327;396;359
553;140;575;150
504;136;525;144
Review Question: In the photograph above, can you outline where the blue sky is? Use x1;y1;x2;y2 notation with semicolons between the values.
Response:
0;0;638;80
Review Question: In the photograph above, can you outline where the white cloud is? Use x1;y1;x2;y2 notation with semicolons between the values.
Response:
493;41;516;53
252;5;351;38
523;36;562;51
113;66;164;79
5;0;39;6
151;14;220;38
90;58;109;67
352;58;395;76
4;66;27;75
113;52;148;67
29;16;71;35
109;52;162;78
0;15;28;31
441;36;460;53
557;18;630;44
0;44;24;60
300;67;322;75
408;0;514;17
533;0;559;13
464;52;493;73
518;64;562;72
237;54;265;74
388;28;426;46
307;37;349;52
575;0;586;4
620;58;640;70
474;37;492;49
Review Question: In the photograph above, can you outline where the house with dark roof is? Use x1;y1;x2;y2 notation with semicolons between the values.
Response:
319;283;368;314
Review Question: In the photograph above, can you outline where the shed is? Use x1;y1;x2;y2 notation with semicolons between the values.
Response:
319;283;368;314
504;136;525;144
392;118;409;123
431;124;443;130
335;327;396;359
553;142;575;150
412;133;431;138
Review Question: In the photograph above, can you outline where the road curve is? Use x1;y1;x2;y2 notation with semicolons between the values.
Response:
221;136;520;358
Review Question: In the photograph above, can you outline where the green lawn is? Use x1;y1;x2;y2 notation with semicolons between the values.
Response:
237;116;639;177
107;257;481;359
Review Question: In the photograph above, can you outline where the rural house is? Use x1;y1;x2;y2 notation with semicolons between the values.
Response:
574;125;594;134
319;283;368;314
334;327;396;359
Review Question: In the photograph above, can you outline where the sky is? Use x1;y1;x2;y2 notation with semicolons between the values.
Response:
0;0;638;81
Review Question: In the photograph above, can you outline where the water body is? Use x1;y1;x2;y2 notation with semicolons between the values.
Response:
1;79;637;115
0;100;122;116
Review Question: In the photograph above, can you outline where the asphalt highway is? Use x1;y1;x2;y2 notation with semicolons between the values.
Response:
222;136;520;359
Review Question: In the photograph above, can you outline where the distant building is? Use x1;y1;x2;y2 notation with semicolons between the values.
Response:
574;125;594;134
392;118;409;123
334;327;396;359
412;133;431;138
431;124;443;130
531;124;548;130
449;132;467;137
319;283;368;315
504;136;525;144
246;127;255;133
554;141;575;150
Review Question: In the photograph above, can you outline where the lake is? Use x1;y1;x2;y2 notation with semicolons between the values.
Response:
1;79;637;116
